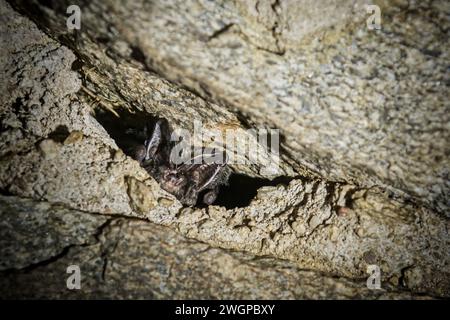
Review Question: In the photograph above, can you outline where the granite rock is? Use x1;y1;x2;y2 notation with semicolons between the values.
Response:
0;0;448;298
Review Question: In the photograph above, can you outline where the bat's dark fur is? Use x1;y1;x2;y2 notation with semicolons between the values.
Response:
129;119;231;206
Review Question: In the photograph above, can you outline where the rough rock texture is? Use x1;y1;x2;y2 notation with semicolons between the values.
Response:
118;0;448;213
0;0;448;298
0;195;428;299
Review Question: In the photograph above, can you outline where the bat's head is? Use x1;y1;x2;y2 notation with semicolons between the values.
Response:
129;118;231;207
160;169;188;196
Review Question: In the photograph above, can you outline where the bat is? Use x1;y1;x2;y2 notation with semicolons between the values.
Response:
130;118;231;206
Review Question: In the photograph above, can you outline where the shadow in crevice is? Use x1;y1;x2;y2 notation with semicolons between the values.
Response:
94;108;294;209
94;108;159;157
213;174;293;209
47;125;70;142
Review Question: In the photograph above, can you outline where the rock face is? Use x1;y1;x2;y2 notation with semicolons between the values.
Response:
0;0;448;298
0;195;427;299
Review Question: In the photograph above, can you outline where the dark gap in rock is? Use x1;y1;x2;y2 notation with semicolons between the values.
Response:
36;0;74;13
94;108;157;157
10;97;25;127
11;97;22;114
47;125;70;142
212;174;293;209
129;45;146;66
233;110;254;130
206;23;235;41
96;36;110;45
0;116;5;133
129;45;158;74
71;58;83;72
36;0;54;10
421;48;441;58
1;244;77;275
94;108;293;209
0;187;14;197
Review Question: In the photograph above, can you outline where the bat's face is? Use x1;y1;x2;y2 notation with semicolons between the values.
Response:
160;169;188;195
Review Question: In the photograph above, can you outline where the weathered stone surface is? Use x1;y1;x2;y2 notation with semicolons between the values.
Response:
34;0;445;213
0;196;108;271
0;0;448;298
120;0;447;213
10;0;449;211
0;195;431;299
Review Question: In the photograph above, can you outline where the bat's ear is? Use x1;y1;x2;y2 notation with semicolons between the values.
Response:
144;121;162;160
144;119;170;160
196;164;227;193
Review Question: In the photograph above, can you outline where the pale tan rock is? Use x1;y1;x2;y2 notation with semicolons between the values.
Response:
0;0;448;298
63;131;84;145
0;195;434;299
